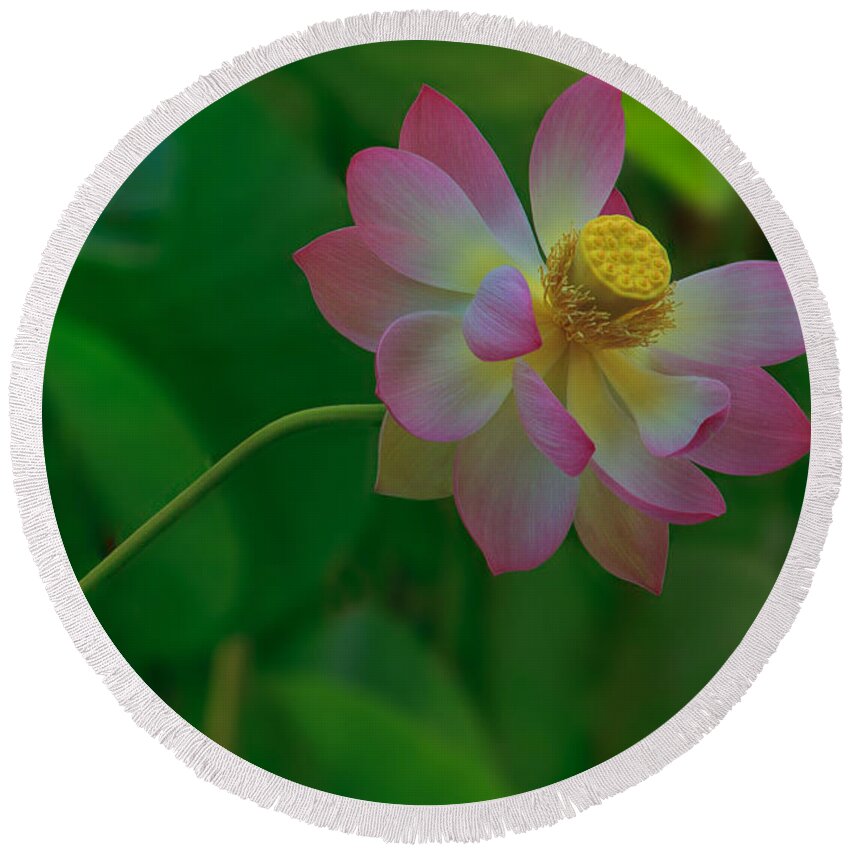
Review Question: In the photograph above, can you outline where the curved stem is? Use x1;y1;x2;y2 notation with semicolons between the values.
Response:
79;403;386;596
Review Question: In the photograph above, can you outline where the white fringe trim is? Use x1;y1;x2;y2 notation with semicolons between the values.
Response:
8;9;841;843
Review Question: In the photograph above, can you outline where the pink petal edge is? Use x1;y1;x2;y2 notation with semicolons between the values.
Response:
575;469;669;594
567;346;727;526
595;349;731;458
654;352;811;475
375;310;512;442
462;266;542;362
347;147;514;293
400;85;541;273
529;75;625;253
512;360;594;476
453;394;579;575
293;227;469;351
654;260;805;367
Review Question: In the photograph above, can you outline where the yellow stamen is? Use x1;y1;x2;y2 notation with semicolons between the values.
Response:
541;221;676;350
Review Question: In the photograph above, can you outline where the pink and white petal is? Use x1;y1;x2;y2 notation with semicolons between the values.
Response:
376;311;512;442
575;469;669;594
654;261;804;367
374;413;456;500
400;85;542;274
599;188;633;218
462;266;542;361
454;394;579;574
347;147;515;292
595;349;730;457
653;353;810;475
530;76;625;254
294;227;469;351
567;346;726;525
513;360;594;476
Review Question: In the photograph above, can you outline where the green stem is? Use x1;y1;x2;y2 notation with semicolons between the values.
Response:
79;403;386;596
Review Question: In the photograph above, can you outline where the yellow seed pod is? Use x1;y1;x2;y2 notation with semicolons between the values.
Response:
571;215;671;316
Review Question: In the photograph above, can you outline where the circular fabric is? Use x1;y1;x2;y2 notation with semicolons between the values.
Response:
11;12;838;843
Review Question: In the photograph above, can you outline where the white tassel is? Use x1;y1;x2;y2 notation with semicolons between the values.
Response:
8;10;841;843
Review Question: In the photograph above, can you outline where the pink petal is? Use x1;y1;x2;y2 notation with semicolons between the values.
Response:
347;147;515;292
513;360;594;476
566;346;726;525
596;349;730;457
454;394;579;574
376;311;512;442
530;76;625;254
400;85;541;273
462;266;542;361
599;188;633;218
293;227;469;351
655;261;804;367
374;413;456;499
575;469;669;594
654;353;810;475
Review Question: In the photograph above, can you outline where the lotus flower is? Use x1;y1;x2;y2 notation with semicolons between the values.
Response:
294;78;809;593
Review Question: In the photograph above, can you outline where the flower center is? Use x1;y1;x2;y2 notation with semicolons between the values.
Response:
541;215;676;349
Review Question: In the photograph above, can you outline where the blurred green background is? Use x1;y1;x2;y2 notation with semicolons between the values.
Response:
43;42;809;805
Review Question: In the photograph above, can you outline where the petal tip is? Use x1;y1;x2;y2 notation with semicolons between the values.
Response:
486;556;541;576
291;245;306;264
577;436;596;473
710;494;727;519
291;237;318;270
416;82;440;100
644;577;665;596
487;560;508;576
346;146;388;180
582;75;622;100
652;399;732;459
531;326;544;352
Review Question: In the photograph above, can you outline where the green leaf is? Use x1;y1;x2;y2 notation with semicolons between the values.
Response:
43;317;244;664
286;606;493;753
244;672;506;804
483;538;615;790
242;605;508;803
